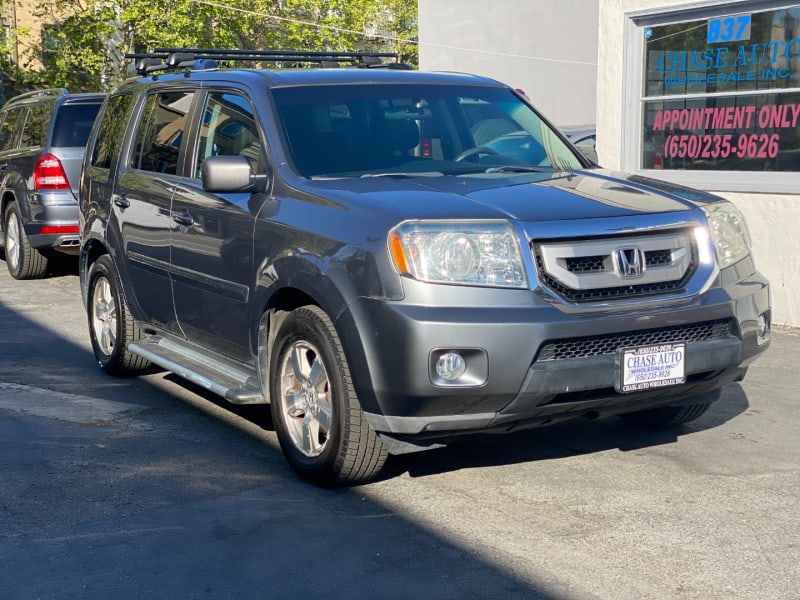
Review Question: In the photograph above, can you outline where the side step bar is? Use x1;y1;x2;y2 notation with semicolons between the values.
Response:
129;337;264;404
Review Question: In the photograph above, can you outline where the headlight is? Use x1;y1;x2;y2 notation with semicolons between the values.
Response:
703;202;752;269
388;220;528;288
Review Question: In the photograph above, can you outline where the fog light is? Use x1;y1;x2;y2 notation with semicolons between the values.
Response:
757;312;770;345
435;352;467;381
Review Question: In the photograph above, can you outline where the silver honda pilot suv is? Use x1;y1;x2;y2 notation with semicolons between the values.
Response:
78;50;770;486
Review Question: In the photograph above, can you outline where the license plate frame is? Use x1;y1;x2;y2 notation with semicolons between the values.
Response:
617;342;686;393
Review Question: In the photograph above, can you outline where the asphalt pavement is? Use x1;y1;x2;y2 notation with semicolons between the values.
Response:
0;257;798;599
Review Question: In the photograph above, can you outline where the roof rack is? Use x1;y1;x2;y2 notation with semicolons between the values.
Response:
127;48;411;75
8;88;69;103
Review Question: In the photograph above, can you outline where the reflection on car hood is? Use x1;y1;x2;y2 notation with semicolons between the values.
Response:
300;169;718;222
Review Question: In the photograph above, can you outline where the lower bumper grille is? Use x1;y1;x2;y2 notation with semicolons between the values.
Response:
535;319;735;362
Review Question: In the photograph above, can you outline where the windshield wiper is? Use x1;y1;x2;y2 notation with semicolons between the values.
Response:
483;165;559;174
360;171;444;178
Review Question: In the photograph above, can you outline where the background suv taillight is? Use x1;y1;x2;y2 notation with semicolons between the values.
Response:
33;153;70;190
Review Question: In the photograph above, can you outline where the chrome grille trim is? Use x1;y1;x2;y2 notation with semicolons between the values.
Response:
533;230;697;303
535;319;734;362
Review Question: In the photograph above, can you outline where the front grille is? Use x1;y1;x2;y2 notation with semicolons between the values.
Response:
564;249;673;274
535;319;734;362
565;255;606;273
533;230;697;303
536;258;693;302
646;249;672;267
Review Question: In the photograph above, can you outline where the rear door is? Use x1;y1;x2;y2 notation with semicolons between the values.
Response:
115;88;197;332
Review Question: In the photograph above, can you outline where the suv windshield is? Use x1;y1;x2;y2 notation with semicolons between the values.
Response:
51;103;102;148
272;84;583;178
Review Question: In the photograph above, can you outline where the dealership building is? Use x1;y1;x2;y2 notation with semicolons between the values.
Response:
420;0;799;329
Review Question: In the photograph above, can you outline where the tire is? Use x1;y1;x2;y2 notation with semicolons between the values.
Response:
270;305;387;486
620;389;720;428
3;202;49;280
87;255;151;376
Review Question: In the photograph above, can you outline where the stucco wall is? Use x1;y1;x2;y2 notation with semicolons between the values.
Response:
598;0;799;328
418;0;599;127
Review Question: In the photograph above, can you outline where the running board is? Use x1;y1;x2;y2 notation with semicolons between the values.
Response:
129;337;264;404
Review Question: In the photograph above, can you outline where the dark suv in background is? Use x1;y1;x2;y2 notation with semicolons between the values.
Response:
0;88;104;279
79;50;770;486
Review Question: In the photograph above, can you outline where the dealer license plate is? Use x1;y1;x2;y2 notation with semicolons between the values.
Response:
617;343;686;393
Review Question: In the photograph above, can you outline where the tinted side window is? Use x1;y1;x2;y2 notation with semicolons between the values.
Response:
0;107;25;152
90;94;134;169
52;102;102;147
132;90;195;175
20;103;48;148
194;92;261;178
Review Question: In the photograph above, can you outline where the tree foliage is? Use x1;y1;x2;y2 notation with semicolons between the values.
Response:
9;0;417;92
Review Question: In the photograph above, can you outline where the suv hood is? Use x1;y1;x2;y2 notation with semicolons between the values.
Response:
304;169;721;222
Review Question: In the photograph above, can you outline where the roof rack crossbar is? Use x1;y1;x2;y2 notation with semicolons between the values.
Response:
126;48;403;74
151;47;398;60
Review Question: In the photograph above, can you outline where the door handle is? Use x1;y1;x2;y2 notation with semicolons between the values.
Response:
112;194;130;209
172;212;194;227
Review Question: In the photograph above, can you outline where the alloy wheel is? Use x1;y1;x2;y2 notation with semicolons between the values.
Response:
277;340;333;457
91;276;117;356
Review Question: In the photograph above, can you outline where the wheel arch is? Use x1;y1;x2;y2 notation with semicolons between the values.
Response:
251;257;379;414
79;237;110;307
1;174;30;223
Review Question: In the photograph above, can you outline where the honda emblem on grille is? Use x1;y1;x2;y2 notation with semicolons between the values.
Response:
615;246;645;278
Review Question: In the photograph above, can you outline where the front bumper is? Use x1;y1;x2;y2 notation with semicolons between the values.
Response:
344;263;770;440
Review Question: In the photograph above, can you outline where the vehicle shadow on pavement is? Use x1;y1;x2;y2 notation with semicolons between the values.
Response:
0;295;563;599
170;366;751;485
386;384;749;480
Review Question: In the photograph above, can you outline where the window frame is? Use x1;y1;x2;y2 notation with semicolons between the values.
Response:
622;0;800;193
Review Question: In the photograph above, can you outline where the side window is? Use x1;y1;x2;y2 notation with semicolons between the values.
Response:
0;107;25;152
194;92;262;178
20;103;47;148
91;94;135;169
133;90;195;175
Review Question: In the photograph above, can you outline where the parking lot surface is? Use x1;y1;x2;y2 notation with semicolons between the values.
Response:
0;260;798;599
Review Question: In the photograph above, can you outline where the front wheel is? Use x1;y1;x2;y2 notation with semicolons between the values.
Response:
620;389;720;428
87;255;151;376
3;202;49;279
270;305;387;486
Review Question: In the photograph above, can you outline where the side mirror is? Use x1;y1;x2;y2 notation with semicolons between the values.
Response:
202;155;268;193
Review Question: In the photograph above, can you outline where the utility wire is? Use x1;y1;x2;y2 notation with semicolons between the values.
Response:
190;0;597;66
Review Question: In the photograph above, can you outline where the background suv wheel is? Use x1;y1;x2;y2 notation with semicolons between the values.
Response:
3;202;49;279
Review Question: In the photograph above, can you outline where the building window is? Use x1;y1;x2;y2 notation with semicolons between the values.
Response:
643;6;800;172
626;1;800;192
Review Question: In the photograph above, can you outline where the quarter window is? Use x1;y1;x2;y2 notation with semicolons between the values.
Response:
0;107;24;152
20;104;47;148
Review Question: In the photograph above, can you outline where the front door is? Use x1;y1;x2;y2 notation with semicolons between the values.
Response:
170;91;267;362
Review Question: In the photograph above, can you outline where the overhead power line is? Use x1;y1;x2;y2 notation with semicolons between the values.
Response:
190;0;597;67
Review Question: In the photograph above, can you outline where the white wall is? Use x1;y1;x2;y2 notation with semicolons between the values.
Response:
418;0;599;127
598;0;800;328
